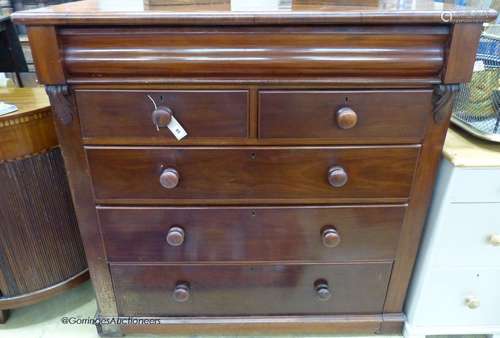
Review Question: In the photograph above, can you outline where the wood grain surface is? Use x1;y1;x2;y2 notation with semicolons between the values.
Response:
0;149;87;297
59;26;447;82
111;262;392;316
0;88;55;161
259;90;433;143
98;205;405;263
13;1;497;334
11;0;497;25
76;90;249;139
86;146;420;204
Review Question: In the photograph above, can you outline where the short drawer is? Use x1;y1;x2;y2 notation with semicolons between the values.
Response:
86;146;419;204
98;205;405;263
259;90;432;143
77;90;248;141
111;262;392;316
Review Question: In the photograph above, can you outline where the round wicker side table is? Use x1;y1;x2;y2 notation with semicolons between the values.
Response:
0;87;88;323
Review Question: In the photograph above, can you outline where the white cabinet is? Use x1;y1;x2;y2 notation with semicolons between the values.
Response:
404;128;500;338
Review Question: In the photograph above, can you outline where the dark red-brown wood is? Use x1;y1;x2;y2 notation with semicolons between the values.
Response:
259;90;433;143
98;205;405;263
12;1;497;26
58;26;448;83
76;90;249;140
14;1;496;335
26;26;65;84
111;262;392;316
442;23;484;84
86;146;420;204
0;149;87;298
45;85;120;336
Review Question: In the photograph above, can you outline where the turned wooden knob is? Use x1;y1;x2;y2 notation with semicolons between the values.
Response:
172;282;190;303
322;227;341;248
488;234;500;246
336;107;358;129
166;226;185;246
465;296;480;309
328;166;348;188
314;279;331;301
160;168;180;189
152;106;173;128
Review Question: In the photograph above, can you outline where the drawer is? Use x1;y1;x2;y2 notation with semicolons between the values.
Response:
111;262;392;316
59;26;448;81
98;205;405;263
86;146;419;204
414;268;500;327
77;90;248;141
259;90;432;143
434;204;500;268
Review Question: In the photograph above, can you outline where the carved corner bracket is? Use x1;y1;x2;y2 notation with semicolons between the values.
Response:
45;85;74;125
432;84;460;123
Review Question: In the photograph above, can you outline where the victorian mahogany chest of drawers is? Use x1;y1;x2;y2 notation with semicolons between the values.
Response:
13;0;496;336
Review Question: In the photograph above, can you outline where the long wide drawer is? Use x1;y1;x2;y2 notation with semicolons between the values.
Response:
111;262;392;316
98;205;405;263
59;26;447;80
86;146;419;204
77;90;249;141
259;90;432;144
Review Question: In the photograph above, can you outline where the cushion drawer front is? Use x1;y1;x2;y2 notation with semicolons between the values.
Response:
77;90;249;141
414;268;500;327
111;262;392;316
99;205;405;263
259;90;432;143
60;26;448;80
86;146;419;204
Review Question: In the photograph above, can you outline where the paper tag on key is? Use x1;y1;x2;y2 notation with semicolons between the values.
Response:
167;116;188;140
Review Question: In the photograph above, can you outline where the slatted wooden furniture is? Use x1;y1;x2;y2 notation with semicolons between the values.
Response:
0;87;88;323
12;1;497;335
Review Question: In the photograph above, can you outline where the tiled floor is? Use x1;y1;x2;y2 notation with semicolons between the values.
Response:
0;282;486;338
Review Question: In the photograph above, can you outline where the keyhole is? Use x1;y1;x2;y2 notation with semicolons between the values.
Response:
251;152;256;160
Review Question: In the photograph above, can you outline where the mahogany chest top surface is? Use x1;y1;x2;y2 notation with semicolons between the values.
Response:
12;0;497;25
